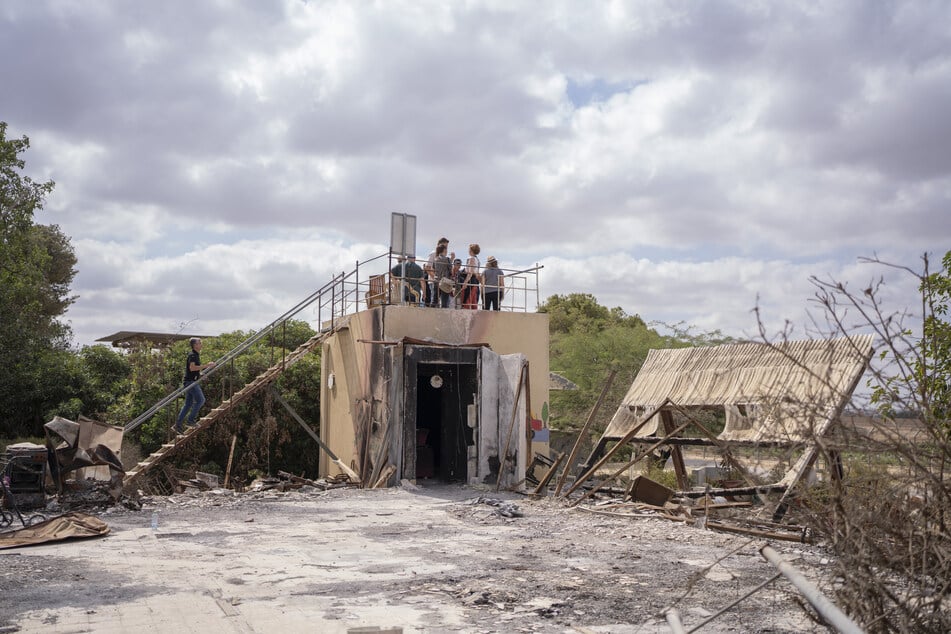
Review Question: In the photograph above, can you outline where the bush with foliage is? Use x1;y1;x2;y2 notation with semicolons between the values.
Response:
770;251;951;633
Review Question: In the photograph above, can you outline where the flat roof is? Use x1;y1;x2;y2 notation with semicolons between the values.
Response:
94;331;210;349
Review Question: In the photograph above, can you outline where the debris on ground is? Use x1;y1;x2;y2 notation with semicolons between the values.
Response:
0;484;829;632
248;471;355;493
468;496;523;518
0;512;109;550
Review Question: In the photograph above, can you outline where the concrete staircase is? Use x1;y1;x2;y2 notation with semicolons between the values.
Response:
123;329;331;488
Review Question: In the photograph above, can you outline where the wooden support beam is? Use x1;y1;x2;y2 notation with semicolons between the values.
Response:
677;483;788;499
666;402;758;486
609;437;795;447
523;362;534;480
661;410;689;490
270;386;360;482
569;420;691;507
223;433;238;489
562;399;671;498
373;464;396;488
553;369;616;497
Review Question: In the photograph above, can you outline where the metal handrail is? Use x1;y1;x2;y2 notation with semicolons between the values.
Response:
124;272;345;432
124;253;544;433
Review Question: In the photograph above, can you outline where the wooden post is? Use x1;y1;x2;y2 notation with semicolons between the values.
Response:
661;410;689;490
270;386;360;482
223;433;238;489
523;362;533;477
570;420;691;507
554;369;617;497
562;399;671;498
373;464;397;488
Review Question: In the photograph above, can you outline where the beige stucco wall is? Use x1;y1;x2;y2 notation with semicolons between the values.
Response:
319;306;550;479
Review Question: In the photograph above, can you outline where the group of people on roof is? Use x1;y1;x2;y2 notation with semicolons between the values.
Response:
390;237;504;311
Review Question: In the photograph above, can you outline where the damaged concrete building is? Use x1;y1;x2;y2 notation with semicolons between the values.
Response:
319;305;550;489
119;253;551;494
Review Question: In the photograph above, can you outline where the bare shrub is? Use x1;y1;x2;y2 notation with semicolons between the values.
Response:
759;252;951;633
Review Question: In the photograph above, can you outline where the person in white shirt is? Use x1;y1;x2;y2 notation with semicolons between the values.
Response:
462;243;481;309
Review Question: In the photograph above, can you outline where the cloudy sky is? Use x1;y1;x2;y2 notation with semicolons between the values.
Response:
2;1;949;348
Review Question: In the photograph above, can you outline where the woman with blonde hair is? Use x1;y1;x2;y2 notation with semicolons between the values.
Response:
462;243;481;309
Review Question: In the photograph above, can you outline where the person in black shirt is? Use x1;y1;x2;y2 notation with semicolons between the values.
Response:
174;337;215;434
433;244;452;308
390;255;426;305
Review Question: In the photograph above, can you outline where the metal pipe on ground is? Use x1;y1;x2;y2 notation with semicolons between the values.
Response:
665;608;686;634
760;545;864;634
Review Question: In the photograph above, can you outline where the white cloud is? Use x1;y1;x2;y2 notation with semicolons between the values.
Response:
0;0;947;349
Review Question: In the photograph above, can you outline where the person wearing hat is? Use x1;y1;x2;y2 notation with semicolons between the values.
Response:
390;254;426;305
482;256;504;311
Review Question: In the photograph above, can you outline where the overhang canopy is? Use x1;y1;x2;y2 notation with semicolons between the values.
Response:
95;331;207;349
603;335;874;443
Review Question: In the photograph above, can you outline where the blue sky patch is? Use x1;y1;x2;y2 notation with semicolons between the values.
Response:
566;77;646;108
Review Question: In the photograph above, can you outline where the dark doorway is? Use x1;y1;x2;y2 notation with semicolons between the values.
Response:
404;347;479;483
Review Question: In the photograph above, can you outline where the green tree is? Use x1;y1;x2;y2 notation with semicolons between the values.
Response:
48;345;132;421
540;293;646;335
0;122;78;436
541;293;736;435
920;250;951;422
541;294;667;432
869;250;951;426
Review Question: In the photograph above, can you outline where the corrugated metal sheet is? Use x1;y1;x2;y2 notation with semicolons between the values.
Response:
602;335;874;442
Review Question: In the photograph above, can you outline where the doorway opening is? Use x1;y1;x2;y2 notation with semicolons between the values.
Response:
404;347;479;483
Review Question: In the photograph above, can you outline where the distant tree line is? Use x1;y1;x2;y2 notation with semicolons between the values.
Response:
539;292;733;434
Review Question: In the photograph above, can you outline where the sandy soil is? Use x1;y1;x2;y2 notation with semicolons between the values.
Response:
0;483;829;633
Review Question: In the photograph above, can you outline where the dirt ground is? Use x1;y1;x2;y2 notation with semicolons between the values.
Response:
0;483;831;633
